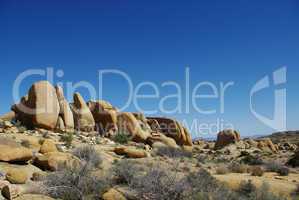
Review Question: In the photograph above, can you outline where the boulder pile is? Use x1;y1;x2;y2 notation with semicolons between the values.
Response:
2;81;193;148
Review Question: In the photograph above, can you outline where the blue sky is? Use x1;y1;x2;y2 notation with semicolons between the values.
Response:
0;0;298;138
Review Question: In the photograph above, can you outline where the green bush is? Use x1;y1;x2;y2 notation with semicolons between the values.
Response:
60;133;74;148
113;131;130;144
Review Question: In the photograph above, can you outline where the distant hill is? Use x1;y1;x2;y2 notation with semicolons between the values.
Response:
259;131;299;144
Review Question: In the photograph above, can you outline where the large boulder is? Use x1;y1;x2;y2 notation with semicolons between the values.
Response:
88;100;118;136
147;132;179;149
26;81;60;130
55;86;74;132
114;146;148;158
146;117;192;146
6;168;28;184
0;138;33;162
71;93;95;132
214;129;241;149
39;139;58;154
116;112;150;143
33;152;81;171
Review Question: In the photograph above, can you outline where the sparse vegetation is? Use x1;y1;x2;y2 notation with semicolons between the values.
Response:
155;146;192;158
44;147;109;200
266;161;289;176
112;131;130;144
216;165;229;175
250;166;264;177
229;162;248;173
20;139;30;148
241;154;264;165
72;145;102;168
60;132;74;148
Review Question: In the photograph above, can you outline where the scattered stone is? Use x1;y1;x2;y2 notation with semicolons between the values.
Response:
6;168;28;184
102;188;127;200
39;139;58;154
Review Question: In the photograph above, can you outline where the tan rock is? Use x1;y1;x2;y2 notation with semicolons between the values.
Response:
71;93;95;131
114;146;148;158
148;132;179;149
15;194;55;200
88;100;117;136
117;112;150;143
39;139;58;154
146;117;192;146
257;138;278;153
55;116;65;132
33;152;80;171
55;86;74;131
102;188;126;200
214;129;241;149
0;139;33;162
26;81;60;130
6;168;28;184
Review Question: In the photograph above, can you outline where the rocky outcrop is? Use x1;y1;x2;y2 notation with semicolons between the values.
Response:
117;112;150;143
55;86;74;132
257;138;278;153
6;168;28;184
214;129;241;149
71;93;95;132
26;81;60;130
146;117;192;146
88;100;118;137
147;132;179;149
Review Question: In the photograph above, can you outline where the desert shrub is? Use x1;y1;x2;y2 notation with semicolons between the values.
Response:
72;145;102;168
44;152;109;200
265;161;282;172
197;155;207;164
155;146;192;159
241;154;264;165
293;184;299;196
216;165;229;175
60;133;74;148
20;139;30;148
250;166;264;177
237;181;286;200
229;163;248;173
112;159;141;185
18;126;27;133
277;166;289;176
44;165;109;200
113;131;129;144
237;180;257;197
265;161;289;176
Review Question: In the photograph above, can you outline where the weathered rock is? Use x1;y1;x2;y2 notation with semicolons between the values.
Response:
117;112;150;143
6;168;28;184
39;139;57;154
71;93;95;132
114;146;148;158
102;188;127;200
0;139;33;162
257;138;278;153
88;100;117;137
26;81;60;130
33;152;80;171
214;129;241;149
147;132;179;149
146;117;192;146
0;111;16;121
55;86;74;131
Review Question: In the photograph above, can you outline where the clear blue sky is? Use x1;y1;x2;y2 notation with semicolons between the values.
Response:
0;0;298;138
